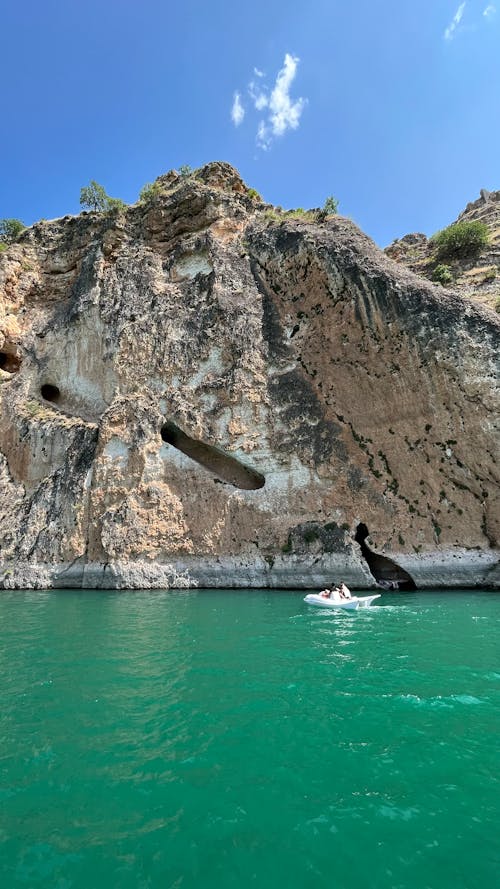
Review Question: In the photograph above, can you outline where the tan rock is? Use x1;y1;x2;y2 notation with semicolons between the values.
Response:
0;163;499;589
385;189;500;313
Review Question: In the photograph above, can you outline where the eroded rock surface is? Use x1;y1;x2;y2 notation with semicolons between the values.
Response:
1;163;499;588
386;189;500;313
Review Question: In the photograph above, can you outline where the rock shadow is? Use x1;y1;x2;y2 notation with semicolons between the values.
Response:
355;522;416;590
0;350;21;373
41;383;62;403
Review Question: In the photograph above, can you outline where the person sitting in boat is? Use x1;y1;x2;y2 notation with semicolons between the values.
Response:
338;582;351;599
320;588;332;598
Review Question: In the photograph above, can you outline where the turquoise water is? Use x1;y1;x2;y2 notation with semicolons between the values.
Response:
0;590;499;889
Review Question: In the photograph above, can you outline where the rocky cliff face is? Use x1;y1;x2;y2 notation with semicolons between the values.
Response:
1;163;499;589
386;189;500;313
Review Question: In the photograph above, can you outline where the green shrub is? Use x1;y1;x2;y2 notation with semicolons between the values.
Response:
80;181;126;214
264;209;283;224
139;181;163;204
247;187;262;201
322;195;339;215
178;164;193;177
285;208;316;221
432;264;454;286
431;221;489;261
80;181;109;212
0;242;6;253
106;197;127;215
0;218;25;244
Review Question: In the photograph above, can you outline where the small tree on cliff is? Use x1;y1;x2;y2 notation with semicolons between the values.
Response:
316;196;339;222
0;218;25;244
80;181;109;212
323;195;339;215
80;181;126;214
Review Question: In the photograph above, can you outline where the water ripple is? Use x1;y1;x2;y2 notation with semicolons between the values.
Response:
0;588;498;889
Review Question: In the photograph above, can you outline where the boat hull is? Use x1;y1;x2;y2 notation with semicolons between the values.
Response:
304;594;380;610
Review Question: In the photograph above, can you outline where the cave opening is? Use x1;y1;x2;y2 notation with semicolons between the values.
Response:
41;383;61;403
355;523;416;590
0;351;21;373
161;420;265;491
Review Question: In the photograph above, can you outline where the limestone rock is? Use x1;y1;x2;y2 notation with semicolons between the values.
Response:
1;163;499;589
385;189;500;313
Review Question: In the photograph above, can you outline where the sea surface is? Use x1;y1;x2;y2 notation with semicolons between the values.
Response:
0;589;498;889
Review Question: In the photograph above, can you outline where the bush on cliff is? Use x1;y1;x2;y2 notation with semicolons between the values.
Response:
247;187;262;202
285;207;317;221
106;197;127;214
315;196;339;222
0;218;25;244
323;195;339;215
431;221;489;261
80;181;126;215
139;181;163;204
80;181;109;212
432;264;454;286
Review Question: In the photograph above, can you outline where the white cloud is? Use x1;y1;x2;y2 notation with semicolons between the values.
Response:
483;4;496;17
231;91;245;126
257;121;270;151
249;80;268;111
267;54;306;138
232;53;307;150
444;2;466;40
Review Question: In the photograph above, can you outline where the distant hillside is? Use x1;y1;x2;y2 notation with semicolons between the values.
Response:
385;189;500;313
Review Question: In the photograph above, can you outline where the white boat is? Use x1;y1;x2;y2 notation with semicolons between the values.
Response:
304;592;381;611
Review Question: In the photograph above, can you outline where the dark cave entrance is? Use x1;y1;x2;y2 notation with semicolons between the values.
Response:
355;523;416;590
0;351;21;373
40;383;61;403
161;421;266;491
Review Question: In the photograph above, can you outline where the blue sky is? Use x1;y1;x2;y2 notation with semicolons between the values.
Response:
1;0;498;245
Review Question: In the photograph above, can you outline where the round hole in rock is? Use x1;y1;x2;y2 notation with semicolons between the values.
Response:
41;383;61;403
0;351;22;373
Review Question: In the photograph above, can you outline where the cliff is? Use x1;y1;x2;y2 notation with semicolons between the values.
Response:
385;189;500;313
1;163;499;589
